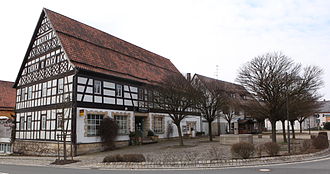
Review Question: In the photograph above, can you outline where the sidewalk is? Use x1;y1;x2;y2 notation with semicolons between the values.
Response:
0;135;328;169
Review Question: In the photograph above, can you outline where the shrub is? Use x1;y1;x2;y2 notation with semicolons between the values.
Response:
231;142;255;159
103;154;145;163
147;130;155;137
255;144;263;157
99;117;119;150
122;154;146;162
103;154;123;162
300;139;312;152
196;131;205;136
324;122;330;130
312;132;329;149
263;142;280;156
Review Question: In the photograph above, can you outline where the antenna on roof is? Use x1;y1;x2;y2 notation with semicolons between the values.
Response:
215;65;219;80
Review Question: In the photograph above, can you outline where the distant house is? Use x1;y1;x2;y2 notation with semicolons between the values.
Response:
192;74;258;135
265;100;329;131
315;100;330;127
0;80;15;154
13;9;201;156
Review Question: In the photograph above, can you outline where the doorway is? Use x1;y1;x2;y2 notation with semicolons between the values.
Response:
135;116;145;133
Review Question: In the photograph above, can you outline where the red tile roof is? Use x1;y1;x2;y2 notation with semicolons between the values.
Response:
0;81;15;110
44;9;180;84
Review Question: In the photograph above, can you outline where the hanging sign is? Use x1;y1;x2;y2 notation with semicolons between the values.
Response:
79;110;85;117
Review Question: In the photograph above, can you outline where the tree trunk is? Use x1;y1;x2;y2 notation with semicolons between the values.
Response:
174;122;184;146
227;120;232;134
299;121;303;133
271;121;277;143
208;121;213;141
290;121;295;139
281;120;287;143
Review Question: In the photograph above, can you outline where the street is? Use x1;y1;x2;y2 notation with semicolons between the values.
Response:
1;157;330;174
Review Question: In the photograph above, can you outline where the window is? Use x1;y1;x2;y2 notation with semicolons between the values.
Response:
86;114;104;136
57;113;63;129
28;86;32;100
94;80;102;94
27;116;32;130
153;116;164;134
58;78;64;94
20;117;25;130
138;88;144;100
114;115;128;134
21;88;25;101
116;84;122;97
42;82;47;97
41;115;46;130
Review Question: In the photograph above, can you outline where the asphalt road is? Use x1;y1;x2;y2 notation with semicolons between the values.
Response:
1;157;330;174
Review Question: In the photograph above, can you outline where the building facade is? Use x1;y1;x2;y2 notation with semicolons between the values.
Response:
13;9;200;156
0;80;16;154
192;74;258;135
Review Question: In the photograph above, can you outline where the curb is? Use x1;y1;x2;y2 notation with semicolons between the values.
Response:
93;148;330;169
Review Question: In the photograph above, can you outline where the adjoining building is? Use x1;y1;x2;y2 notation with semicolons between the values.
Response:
0;80;16;154
264;100;329;132
192;74;259;135
13;8;201;156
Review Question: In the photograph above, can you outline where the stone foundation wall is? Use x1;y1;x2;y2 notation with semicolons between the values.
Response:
13;140;73;156
14;140;130;156
76;141;128;155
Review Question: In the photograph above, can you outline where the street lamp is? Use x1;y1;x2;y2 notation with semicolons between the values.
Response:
286;73;291;154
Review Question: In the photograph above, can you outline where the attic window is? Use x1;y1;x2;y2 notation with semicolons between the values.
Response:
230;93;236;98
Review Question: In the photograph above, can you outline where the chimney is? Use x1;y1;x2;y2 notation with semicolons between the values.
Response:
186;73;191;81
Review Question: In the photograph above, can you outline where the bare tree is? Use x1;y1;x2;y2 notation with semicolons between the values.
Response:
154;74;197;146
237;52;323;142
221;105;240;134
193;77;227;141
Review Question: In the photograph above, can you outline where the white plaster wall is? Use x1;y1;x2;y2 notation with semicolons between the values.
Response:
76;107;134;143
76;108;202;143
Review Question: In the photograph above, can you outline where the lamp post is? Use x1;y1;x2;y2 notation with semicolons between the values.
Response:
286;73;291;154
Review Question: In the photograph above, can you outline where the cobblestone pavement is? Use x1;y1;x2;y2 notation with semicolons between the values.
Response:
0;135;324;169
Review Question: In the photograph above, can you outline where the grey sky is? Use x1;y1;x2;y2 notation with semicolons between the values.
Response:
0;0;329;99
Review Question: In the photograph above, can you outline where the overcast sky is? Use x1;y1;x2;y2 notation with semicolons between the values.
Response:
0;0;329;99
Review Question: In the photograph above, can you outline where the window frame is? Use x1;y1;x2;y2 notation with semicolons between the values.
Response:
56;113;63;129
114;115;128;135
58;78;64;94
138;88;144;100
20;117;25;130
41;114;47;130
86;113;104;136
94;80;102;95
115;84;123;97
27;116;32;130
153;115;164;134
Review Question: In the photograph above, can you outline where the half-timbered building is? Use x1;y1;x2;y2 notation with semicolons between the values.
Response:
13;9;201;155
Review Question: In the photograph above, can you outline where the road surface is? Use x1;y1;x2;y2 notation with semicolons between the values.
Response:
1;156;330;174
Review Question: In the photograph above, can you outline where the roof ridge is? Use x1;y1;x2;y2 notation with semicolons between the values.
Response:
56;30;178;73
196;74;242;87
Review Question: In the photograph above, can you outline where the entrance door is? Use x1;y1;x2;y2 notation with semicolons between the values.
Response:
135;116;145;132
